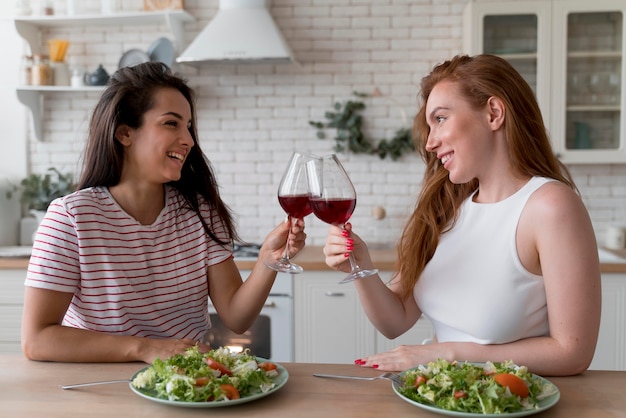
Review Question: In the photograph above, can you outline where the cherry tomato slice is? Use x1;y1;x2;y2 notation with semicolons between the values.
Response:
493;373;530;398
220;384;240;400
205;358;233;376
258;361;278;371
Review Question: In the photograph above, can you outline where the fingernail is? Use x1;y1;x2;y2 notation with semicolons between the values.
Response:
346;245;354;251
341;230;349;237
354;359;364;365
372;364;379;369
344;252;350;258
346;238;354;245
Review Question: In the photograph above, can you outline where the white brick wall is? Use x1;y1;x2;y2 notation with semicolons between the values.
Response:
22;0;626;248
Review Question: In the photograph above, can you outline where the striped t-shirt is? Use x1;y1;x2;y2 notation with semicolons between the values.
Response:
25;185;232;341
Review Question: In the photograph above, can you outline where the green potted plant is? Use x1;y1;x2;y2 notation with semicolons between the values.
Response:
6;167;76;216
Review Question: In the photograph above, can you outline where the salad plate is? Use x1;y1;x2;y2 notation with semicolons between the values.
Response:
129;357;288;408
392;361;560;417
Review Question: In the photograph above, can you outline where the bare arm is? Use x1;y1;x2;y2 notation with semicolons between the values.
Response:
323;223;422;339
353;183;601;376
21;287;208;363
208;217;306;334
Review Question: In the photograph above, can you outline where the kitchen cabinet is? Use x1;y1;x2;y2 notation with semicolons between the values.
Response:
294;271;434;364
0;269;26;353
13;10;194;142
590;273;626;371
463;0;626;164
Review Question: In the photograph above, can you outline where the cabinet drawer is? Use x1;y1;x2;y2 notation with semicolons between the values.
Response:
0;269;26;304
0;305;23;343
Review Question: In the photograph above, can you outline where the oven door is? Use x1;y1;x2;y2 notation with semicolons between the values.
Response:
205;294;294;362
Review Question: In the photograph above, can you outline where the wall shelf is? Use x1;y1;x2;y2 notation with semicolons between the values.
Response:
13;10;195;142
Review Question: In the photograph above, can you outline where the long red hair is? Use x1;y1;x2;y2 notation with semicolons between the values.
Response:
396;54;575;300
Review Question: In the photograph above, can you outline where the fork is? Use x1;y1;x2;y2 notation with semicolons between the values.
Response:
313;372;403;385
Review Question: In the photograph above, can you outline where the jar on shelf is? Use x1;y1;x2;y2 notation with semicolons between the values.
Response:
20;55;33;85
31;54;51;86
43;0;54;15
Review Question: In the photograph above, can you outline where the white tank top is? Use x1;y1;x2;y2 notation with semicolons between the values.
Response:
414;177;553;344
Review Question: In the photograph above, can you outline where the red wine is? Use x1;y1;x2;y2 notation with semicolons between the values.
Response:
278;194;313;219
309;197;356;225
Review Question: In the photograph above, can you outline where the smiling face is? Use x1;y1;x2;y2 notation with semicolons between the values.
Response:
424;80;503;185
116;87;194;187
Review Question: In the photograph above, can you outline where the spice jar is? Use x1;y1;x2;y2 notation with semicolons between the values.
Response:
20;55;33;85
31;54;52;86
42;0;54;15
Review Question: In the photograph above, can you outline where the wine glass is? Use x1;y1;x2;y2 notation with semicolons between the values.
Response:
306;154;378;284
264;152;313;274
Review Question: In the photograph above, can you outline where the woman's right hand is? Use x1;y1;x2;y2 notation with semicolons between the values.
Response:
323;222;373;273
138;338;212;364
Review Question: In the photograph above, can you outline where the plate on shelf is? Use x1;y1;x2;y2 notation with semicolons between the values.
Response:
147;37;175;67
118;49;151;69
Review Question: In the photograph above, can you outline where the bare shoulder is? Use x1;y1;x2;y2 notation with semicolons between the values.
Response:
525;180;587;220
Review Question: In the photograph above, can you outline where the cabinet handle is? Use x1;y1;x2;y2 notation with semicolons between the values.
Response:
325;291;345;297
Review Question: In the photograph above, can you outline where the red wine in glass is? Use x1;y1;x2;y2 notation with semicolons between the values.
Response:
278;194;313;220
307;154;378;284
265;152;312;274
308;197;355;225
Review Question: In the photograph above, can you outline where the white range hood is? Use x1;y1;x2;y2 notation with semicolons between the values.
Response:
176;0;297;65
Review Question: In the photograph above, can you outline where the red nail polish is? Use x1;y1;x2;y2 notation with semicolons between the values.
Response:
372;364;379;369
354;359;362;365
341;230;349;237
344;252;350;258
346;245;354;251
346;238;354;245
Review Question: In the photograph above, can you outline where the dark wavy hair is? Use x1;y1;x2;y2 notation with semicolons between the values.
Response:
77;61;239;245
396;54;575;300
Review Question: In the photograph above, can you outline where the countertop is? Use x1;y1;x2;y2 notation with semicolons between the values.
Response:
1;354;624;417
1;246;626;273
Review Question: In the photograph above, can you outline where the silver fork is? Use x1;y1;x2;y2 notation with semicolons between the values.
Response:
313;372;403;385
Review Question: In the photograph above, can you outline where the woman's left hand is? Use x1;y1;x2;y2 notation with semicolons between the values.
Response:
354;344;448;372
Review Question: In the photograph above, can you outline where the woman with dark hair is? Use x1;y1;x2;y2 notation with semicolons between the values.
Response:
323;55;600;376
21;62;306;363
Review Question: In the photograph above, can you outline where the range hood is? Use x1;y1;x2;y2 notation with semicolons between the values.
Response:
176;0;297;65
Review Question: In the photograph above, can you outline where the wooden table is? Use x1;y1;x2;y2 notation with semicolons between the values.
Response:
1;355;623;417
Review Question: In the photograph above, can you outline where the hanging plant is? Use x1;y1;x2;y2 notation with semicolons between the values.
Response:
309;91;415;161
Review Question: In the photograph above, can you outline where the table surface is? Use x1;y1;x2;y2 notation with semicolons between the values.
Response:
1;354;624;417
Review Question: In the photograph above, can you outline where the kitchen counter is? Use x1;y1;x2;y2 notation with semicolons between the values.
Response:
1;245;625;272
1;354;624;417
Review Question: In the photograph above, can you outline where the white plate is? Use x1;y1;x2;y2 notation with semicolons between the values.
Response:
392;367;560;417
118;49;151;69
147;37;175;67
129;361;288;408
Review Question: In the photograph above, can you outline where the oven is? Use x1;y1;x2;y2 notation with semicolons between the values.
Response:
203;244;294;362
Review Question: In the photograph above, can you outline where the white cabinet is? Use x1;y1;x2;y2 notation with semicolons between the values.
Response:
590;273;626;371
294;271;376;363
0;269;26;353
294;271;434;364
12;10;194;141
464;0;626;164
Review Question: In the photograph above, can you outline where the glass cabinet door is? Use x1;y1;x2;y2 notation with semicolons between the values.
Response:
565;11;622;151
483;14;539;94
463;1;552;138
